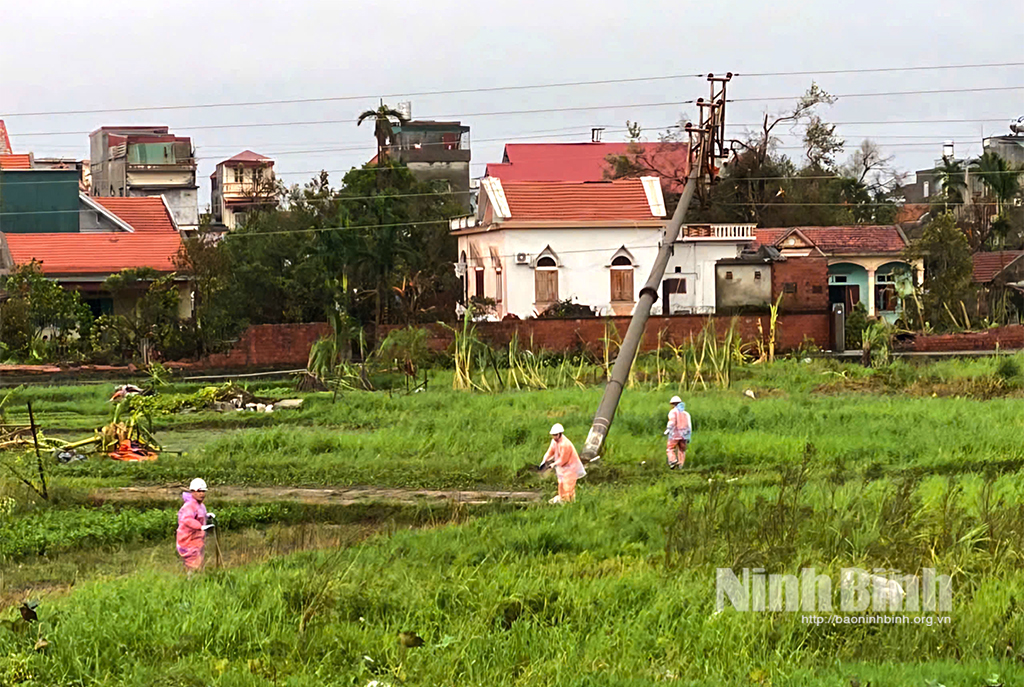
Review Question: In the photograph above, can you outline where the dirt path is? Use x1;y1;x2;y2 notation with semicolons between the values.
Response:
91;484;542;506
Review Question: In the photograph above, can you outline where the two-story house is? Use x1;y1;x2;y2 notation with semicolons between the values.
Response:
210;151;277;231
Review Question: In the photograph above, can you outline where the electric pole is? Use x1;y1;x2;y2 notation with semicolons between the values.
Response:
580;73;731;463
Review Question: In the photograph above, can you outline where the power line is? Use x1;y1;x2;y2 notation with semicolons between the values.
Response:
737;62;1024;77
729;85;1024;103
4;61;1022;119
11;86;1021;139
11;101;694;138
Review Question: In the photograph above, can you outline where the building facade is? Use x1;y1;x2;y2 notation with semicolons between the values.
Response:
755;226;922;323
210;151;277;230
453;177;755;319
388;110;471;211
89;126;199;233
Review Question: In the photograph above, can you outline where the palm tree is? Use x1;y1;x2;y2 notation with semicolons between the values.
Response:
357;101;408;163
971;151;1022;215
934;157;967;211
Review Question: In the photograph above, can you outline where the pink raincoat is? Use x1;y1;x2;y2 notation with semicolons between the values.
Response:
176;492;207;571
544;436;585;502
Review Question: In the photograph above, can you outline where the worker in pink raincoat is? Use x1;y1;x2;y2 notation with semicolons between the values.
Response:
664;396;692;469
176;478;215;574
541;423;586;504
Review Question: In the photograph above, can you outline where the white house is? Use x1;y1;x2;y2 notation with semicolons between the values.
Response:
452;176;755;318
210;151;277;230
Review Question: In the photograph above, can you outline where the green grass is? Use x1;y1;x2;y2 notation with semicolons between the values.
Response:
3;481;1024;685
3;356;1024;685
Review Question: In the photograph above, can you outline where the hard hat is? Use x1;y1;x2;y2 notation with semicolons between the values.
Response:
189;478;208;492
669;395;682;405
549;423;564;435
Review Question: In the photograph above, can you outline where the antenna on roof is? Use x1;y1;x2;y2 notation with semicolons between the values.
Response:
591;127;604;143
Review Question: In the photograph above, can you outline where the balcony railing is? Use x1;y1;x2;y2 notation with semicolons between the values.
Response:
679;224;755;240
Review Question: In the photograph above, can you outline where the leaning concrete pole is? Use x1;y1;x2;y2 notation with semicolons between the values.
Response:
580;166;701;462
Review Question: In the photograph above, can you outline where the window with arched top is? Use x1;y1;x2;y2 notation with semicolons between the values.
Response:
534;256;558;304
610;255;634;302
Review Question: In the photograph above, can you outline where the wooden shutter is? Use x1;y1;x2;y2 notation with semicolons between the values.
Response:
535;270;558;304
475;269;485;297
611;269;634;301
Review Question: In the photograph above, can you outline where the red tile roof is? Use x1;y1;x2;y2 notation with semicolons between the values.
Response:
4;232;182;276
0;154;32;170
972;251;1024;283
92;197;177;233
495;179;660;223
485;142;690;191
220;150;273;165
3;197;181;276
756;226;908;254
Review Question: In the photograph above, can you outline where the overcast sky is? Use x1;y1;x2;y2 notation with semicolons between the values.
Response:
3;0;1022;208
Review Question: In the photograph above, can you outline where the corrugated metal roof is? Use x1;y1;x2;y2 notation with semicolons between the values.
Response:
485;142;690;192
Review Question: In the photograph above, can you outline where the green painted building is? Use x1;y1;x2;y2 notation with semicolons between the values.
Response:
0;169;80;233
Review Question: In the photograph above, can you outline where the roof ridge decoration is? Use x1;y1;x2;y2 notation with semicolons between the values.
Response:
481;177;511;220
640;176;666;217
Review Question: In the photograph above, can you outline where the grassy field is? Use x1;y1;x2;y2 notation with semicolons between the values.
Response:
2;354;1024;685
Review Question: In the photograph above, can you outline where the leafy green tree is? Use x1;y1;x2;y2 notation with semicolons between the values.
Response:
337;161;463;327
1;261;92;358
933;157;967;211
904;212;974;330
972;151;1021;213
102;268;183;362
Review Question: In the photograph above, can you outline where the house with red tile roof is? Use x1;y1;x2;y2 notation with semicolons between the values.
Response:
89;126;199;233
973;250;1024;320
485;141;690;194
451;176;754;318
754;226;921;322
0;195;188;319
210;151;277;231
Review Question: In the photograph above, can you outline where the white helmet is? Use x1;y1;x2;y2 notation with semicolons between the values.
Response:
669;395;682;405
189;478;208;492
549;423;565;435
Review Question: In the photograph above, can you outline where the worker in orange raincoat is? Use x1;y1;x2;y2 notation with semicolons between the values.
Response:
665;396;692;469
176;478;215;574
541;423;586;504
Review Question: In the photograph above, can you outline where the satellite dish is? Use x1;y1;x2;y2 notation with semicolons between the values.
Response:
1011;116;1024;135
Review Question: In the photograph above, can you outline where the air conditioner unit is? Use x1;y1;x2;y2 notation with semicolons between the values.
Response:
515;253;530;265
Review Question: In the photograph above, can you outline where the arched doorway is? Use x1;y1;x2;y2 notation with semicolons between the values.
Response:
828;263;868;313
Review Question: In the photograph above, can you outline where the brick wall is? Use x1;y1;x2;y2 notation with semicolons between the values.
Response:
772;257;830;312
198;323;331;370
382;312;830;355
901;325;1024;353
